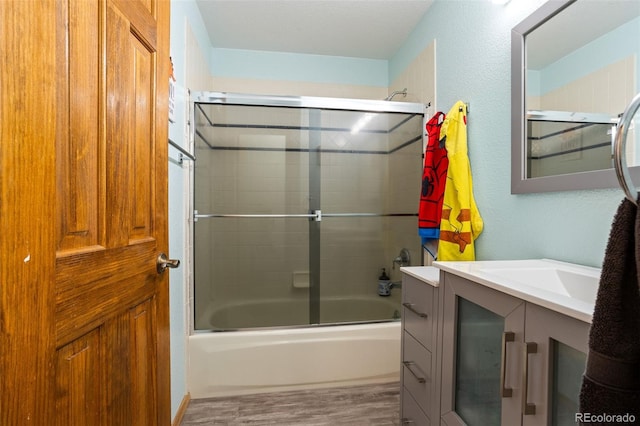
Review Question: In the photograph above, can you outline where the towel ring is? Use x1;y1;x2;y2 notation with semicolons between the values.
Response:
614;92;640;205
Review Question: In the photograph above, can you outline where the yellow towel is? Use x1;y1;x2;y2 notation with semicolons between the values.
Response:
438;101;483;261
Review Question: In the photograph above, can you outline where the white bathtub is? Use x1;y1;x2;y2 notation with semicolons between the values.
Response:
198;295;401;330
188;321;401;398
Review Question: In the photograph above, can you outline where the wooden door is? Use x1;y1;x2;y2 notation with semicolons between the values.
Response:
0;0;171;424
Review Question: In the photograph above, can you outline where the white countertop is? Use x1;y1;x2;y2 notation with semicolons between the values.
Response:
432;259;601;323
400;266;440;287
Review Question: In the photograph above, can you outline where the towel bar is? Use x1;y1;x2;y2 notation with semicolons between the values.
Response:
614;92;640;205
169;138;196;163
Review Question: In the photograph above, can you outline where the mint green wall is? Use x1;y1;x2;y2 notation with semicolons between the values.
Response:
211;48;388;86
390;0;623;268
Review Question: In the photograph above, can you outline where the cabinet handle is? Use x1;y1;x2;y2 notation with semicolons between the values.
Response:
402;302;428;318
401;418;415;424
522;341;538;415
403;361;427;384
500;331;515;397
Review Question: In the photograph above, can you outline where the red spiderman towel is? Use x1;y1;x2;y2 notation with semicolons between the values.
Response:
419;112;448;245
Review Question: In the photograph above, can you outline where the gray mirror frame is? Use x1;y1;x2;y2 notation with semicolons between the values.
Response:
511;0;640;194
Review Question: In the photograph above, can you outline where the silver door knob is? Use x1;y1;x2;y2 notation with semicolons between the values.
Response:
156;253;180;274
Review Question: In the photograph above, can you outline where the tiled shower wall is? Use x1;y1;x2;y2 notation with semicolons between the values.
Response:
193;117;422;326
389;41;436;109
389;40;436;265
194;147;313;323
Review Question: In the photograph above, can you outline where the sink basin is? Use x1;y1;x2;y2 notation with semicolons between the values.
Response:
433;259;602;323
479;267;599;305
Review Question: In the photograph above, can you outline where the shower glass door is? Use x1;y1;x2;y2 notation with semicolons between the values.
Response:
191;93;424;331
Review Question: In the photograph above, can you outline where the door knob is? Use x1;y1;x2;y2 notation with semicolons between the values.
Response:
156;253;180;274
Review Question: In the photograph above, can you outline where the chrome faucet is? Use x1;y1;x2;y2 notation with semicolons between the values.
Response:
393;248;411;269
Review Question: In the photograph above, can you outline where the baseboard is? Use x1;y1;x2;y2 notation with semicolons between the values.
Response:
172;393;191;426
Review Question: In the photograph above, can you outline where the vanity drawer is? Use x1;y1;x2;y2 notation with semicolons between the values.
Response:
401;389;431;426
402;331;431;416
402;276;434;348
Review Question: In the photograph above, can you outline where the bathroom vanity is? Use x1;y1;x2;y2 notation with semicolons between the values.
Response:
400;259;600;426
400;266;440;425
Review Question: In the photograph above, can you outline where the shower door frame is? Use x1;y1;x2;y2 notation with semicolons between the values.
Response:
189;91;426;331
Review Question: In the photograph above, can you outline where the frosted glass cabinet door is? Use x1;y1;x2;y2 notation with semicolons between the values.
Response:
441;274;525;426
454;298;504;424
523;303;589;426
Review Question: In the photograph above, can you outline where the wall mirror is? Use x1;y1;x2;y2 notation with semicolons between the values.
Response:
511;0;640;194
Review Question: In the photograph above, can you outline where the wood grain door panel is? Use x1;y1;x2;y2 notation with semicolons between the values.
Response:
55;0;101;254
55;329;105;426
54;0;169;424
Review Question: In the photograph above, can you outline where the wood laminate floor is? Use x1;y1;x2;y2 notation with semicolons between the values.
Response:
181;382;401;425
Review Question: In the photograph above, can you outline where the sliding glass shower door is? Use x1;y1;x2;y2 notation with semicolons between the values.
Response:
192;93;424;331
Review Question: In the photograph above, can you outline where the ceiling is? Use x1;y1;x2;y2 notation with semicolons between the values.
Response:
195;0;435;60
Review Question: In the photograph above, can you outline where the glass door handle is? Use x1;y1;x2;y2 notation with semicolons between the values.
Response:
500;331;515;397
522;341;538;415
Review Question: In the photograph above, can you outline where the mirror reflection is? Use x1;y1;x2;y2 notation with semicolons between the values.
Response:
527;114;615;178
514;0;640;191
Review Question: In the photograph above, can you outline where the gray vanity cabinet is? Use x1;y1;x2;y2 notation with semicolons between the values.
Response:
440;272;589;426
523;303;588;426
400;272;440;425
440;272;525;426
